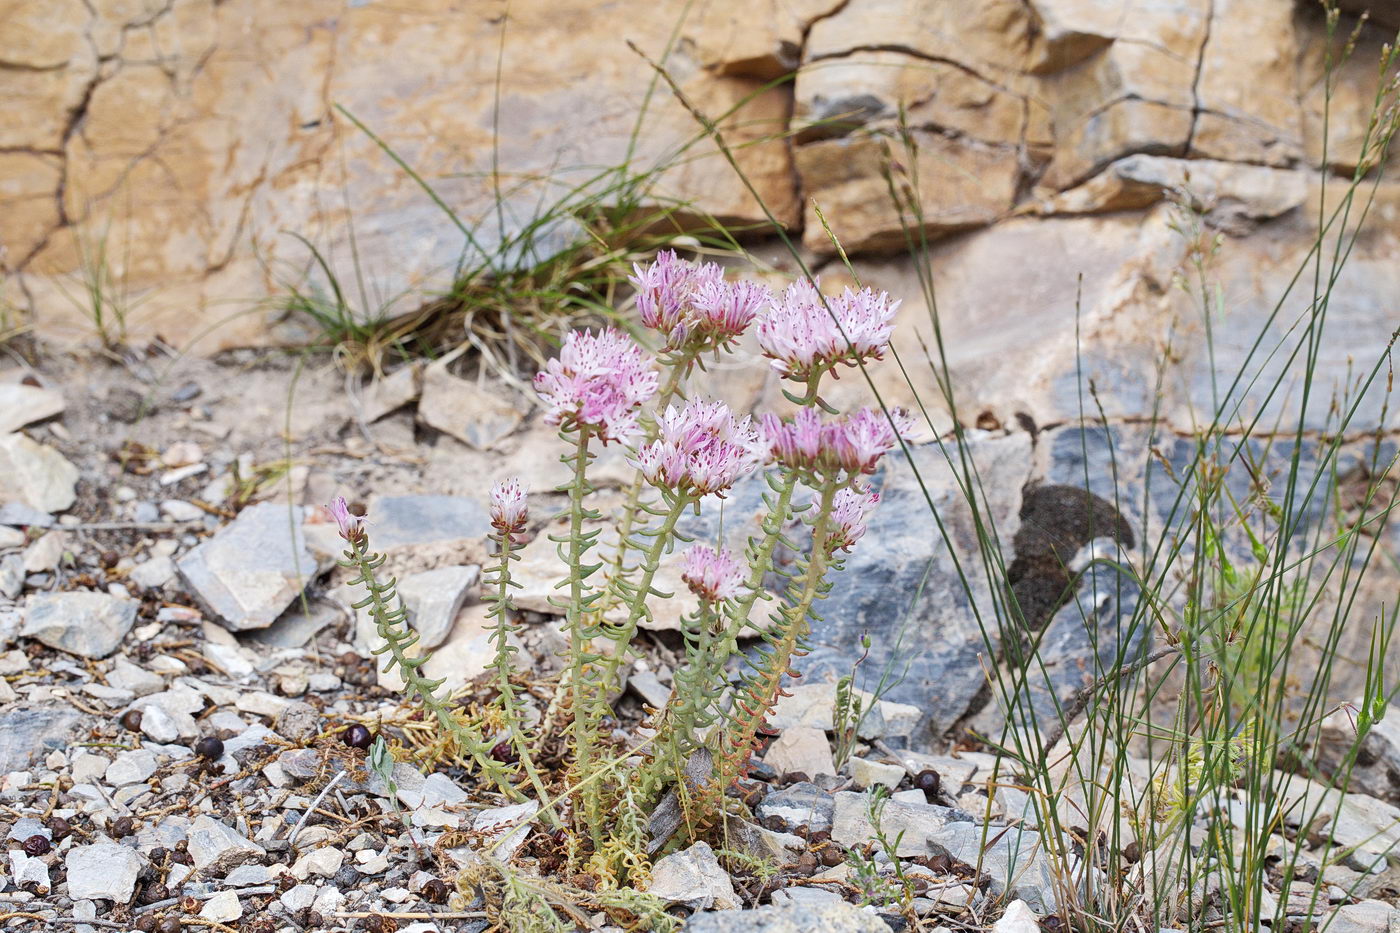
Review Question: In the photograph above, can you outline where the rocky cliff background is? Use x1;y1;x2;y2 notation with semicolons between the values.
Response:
3;1;1396;425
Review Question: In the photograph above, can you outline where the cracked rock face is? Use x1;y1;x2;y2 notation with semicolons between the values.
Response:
3;0;1392;354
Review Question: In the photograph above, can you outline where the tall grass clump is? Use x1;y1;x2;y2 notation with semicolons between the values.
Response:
844;13;1400;933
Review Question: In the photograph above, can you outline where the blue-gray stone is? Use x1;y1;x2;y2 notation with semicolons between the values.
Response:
365;495;489;549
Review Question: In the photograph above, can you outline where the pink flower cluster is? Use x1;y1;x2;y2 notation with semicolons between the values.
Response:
762;407;913;477
534;328;658;443
634;398;764;496
489;477;528;537
630;250;770;351
681;544;746;602
827;486;880;553
756;279;899;380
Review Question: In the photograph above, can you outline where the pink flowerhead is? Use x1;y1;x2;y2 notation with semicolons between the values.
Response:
762;407;912;477
634;398;765;496
756;279;900;380
827;486;880;553
690;277;770;345
533;327;658;443
327;496;364;543
489;477;528;537
681;545;746;602
630;250;723;345
630;250;768;352
826;407;915;474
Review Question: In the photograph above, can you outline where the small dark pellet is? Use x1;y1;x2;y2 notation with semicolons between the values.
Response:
342;724;373;749
194;736;224;759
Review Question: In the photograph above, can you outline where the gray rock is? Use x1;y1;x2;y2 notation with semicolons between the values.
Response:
0;384;65;435
177;502;322;631
401;771;468;810
106;656;164;697
247;599;341;649
0;706;81;772
974;568;1145;743
200;890;244;922
850;757;904;790
8;850;50;892
417;362;526;450
1312;705;1400;805
682;435;1030;748
757;782;836;834
765;725;835;779
365;495;490;549
160;500;205;522
1325;900;1400;933
106;749;158;786
22;529;64;572
224;864;274;886
130;685;205;742
831;791;961;858
398;565;479;648
0;553;21;598
129;555;176;589
629;668;673;708
472;799;538;862
362;364;422;422
66;842;143;903
275;701;323;744
770;887;846;908
925;821;1059;913
0;433;79;513
683;900;893;932
0;502;53;528
280;883;317;912
645;841;738;911
138;703;187;743
187;815;266;875
8;817;48;842
21;591;137;658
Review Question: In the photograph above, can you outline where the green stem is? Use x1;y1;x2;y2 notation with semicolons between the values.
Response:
581;490;695;837
607;493;694;666
488;529;559;825
602;346;699;614
344;535;521;799
560;426;606;843
719;480;839;790
718;471;800;654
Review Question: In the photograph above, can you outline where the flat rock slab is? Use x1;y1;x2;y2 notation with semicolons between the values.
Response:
646;841;738;911
0;433;79;513
831;791;962;858
417;362;526;450
398;564;480;648
0;707;81;773
22;590;137;658
683;900;893;932
365;495;489;549
0;384;64;435
925;821;1059;913
757;782;836;834
65;842;143;903
187;814;266;875
178;502;319;631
